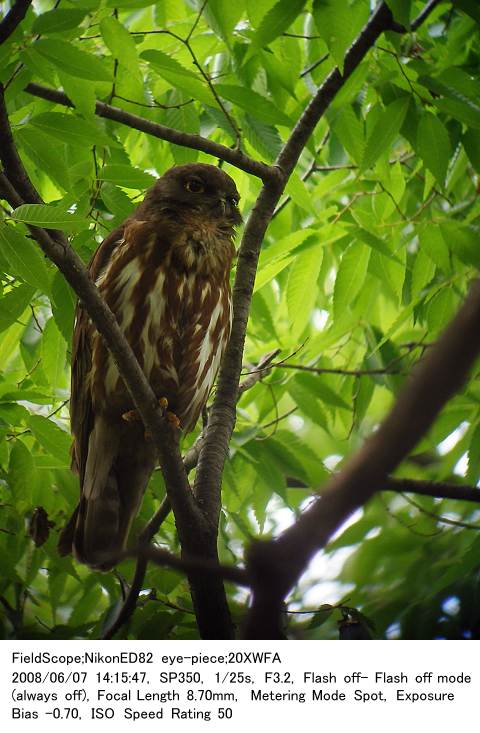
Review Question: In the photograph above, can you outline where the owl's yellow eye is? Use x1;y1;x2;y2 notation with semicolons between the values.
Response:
186;179;204;193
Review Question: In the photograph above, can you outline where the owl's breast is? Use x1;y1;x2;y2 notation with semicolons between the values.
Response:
89;245;232;432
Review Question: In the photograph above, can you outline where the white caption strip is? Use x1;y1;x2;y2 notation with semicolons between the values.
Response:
0;640;476;732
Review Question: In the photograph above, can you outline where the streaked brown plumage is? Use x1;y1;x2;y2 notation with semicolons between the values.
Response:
58;163;241;570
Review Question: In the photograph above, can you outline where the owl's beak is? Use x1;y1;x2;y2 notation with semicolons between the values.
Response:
212;196;242;225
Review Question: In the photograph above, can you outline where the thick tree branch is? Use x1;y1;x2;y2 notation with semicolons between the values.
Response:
245;276;480;638
24;83;274;183
0;87;44;206
0;0;31;45
192;0;405;536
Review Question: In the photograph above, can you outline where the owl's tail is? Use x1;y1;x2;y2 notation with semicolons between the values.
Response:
58;416;154;571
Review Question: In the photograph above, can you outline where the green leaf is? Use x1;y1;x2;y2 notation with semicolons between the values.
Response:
98;164;155;189
418;223;450;272
41;317;68;389
51;271;76;345
368;250;405;303
385;0;411;27
28;415;71;465
411;248;436;295
433;97;480;130
30;112;118;149
361;97;410;171
333;241;370;319
8;440;35;506
287;246;323;332
355;227;399;262
288;375;328;430
215;84;292;126
453;0;480;23
248;0;307;57
100;17;138;67
32;9;87;34
58;72;96;118
463;128;480;173
242;114;282;160
426;287;457;332
0;284;35;333
0;389;51;405
285;173;316;214
0;224;51;295
313;0;352;72
247;0;277;26
12;204;86;230
35;39;111;82
296;372;351;411
15;127;71;191
467;422;480;484
101;183;135;219
416;112;451;186
203;1;244;46
440;222;480;268
140;49;197;78
143;50;216;107
331;107;365;163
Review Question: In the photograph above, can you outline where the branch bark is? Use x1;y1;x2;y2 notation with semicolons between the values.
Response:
384;477;480;504
0;0;31;45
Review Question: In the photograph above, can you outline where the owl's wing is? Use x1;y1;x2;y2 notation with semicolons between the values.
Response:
70;224;125;484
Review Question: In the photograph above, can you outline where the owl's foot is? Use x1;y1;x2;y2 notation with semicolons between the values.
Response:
158;397;180;429
166;411;181;429
124;397;180;439
122;409;141;423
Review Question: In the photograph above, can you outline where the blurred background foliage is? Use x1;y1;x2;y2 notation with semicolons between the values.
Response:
1;0;480;640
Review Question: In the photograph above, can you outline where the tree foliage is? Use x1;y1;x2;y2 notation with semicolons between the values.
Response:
1;0;480;640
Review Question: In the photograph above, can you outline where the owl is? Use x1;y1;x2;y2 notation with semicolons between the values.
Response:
58;163;241;570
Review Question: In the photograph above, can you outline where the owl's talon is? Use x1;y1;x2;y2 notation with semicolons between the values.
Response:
122;409;141;423
166;411;181;429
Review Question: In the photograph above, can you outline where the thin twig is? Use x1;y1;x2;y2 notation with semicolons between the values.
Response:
24;83;274;183
402;493;480;530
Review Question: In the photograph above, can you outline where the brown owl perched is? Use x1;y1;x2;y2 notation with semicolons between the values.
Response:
58;163;241;570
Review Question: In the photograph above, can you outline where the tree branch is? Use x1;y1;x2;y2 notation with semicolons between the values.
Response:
102;497;171;640
192;0;404;553
24;83;274;182
288;474;480;505
0;0;31;45
126;546;249;587
384;477;480;504
245;275;480;638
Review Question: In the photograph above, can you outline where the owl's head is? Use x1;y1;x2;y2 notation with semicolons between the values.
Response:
146;163;242;227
